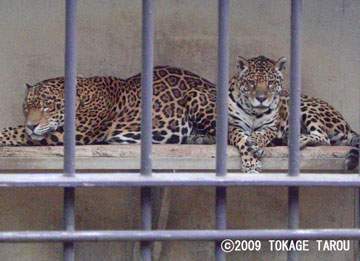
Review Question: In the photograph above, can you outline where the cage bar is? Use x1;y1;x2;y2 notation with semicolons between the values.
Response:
216;1;229;176
63;187;75;260
140;0;154;176
215;0;230;260
0;229;360;242
63;0;77;260
0;173;359;187
0;1;357;260
140;0;154;260
358;188;360;261
64;1;77;177
288;0;302;260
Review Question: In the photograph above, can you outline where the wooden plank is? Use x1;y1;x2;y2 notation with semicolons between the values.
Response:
0;145;351;158
0;145;352;171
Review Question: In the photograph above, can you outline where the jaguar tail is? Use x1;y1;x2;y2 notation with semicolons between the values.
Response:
345;131;359;171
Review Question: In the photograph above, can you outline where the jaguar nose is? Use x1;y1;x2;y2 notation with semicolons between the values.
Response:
26;124;39;131
255;95;267;103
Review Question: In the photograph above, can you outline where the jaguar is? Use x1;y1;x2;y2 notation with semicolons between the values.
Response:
228;55;359;172
0;66;217;147
0;58;358;173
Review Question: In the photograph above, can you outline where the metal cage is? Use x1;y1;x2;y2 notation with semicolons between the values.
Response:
0;1;359;261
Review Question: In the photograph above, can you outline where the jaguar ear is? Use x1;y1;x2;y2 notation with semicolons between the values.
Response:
76;97;82;108
24;83;32;95
236;56;249;71
76;88;84;108
275;57;287;71
23;83;32;89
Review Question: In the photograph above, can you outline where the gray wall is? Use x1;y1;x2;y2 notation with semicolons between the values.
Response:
0;1;359;260
0;0;358;131
0;187;356;261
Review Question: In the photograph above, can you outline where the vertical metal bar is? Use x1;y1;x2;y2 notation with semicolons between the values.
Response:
288;1;302;176
288;0;302;261
140;187;152;260
215;0;229;260
64;2;77;176
141;0;154;260
63;0;77;260
63;187;75;261
358;145;360;261
216;0;229;176
357;188;360;261
215;187;227;260
141;0;154;177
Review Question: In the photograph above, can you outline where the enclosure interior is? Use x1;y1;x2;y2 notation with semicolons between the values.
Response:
0;1;359;260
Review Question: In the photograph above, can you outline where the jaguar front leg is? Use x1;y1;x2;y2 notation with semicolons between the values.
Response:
229;125;262;173
245;126;278;159
0;125;41;146
0;125;63;146
186;133;216;144
183;90;217;141
299;133;330;149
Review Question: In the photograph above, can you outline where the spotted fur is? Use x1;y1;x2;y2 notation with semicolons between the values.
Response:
229;55;359;172
0;66;216;147
1;60;358;173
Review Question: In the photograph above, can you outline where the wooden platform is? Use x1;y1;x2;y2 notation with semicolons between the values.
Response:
0;145;353;171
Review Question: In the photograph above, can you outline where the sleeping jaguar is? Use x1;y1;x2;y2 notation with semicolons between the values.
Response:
0;66;217;147
228;55;359;172
0;58;358;172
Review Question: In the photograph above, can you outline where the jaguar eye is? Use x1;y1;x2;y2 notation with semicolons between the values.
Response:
248;80;255;86
43;101;52;108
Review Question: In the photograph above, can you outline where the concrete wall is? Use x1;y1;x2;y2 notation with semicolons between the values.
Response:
0;0;359;260
0;0;358;131
0;187;356;261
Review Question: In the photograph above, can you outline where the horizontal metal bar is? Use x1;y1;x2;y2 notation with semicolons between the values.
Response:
0;229;360;242
0;173;359;187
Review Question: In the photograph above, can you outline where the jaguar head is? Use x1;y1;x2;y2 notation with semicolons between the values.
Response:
23;82;66;140
231;55;286;114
